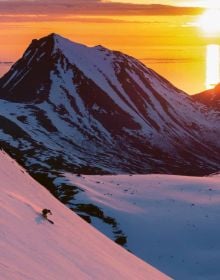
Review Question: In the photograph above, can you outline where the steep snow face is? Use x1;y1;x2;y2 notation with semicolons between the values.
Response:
0;150;170;280
0;33;219;176
66;173;220;280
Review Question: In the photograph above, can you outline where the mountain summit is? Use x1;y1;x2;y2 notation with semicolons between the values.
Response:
193;84;220;111
0;33;219;177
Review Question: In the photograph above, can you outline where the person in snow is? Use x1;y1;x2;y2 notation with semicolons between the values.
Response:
41;209;54;224
42;208;52;218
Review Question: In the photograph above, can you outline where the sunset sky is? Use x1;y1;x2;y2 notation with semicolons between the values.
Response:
1;0;220;93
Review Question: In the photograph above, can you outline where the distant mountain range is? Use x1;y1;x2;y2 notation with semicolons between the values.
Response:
0;33;219;182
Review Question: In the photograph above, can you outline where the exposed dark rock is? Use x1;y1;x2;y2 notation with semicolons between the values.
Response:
79;215;91;224
115;236;127;246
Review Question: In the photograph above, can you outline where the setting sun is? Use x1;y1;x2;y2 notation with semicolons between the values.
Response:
198;9;220;35
207;0;220;8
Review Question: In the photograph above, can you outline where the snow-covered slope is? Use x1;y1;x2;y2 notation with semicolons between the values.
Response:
0;150;170;280
66;173;220;280
193;84;220;111
0;33;219;178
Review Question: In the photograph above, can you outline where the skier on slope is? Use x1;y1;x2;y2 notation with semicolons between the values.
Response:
42;209;54;224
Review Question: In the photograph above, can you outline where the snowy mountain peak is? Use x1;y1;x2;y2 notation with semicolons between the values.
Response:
29;33;87;54
48;32;91;53
0;33;219;176
193;83;220;111
0;33;120;103
0;33;181;104
29;33;112;65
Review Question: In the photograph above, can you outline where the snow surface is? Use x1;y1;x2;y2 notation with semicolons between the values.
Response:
0;150;170;280
67;173;220;280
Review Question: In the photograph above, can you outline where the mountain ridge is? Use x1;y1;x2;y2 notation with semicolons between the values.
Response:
193;83;220;111
0;33;219;178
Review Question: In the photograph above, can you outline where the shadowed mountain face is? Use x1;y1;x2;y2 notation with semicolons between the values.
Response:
193;84;220;111
0;33;219;178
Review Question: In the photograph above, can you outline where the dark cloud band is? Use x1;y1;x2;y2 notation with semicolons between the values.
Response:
0;2;204;18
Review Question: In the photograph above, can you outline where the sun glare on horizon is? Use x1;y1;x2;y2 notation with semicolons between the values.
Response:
198;9;220;35
197;0;220;35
